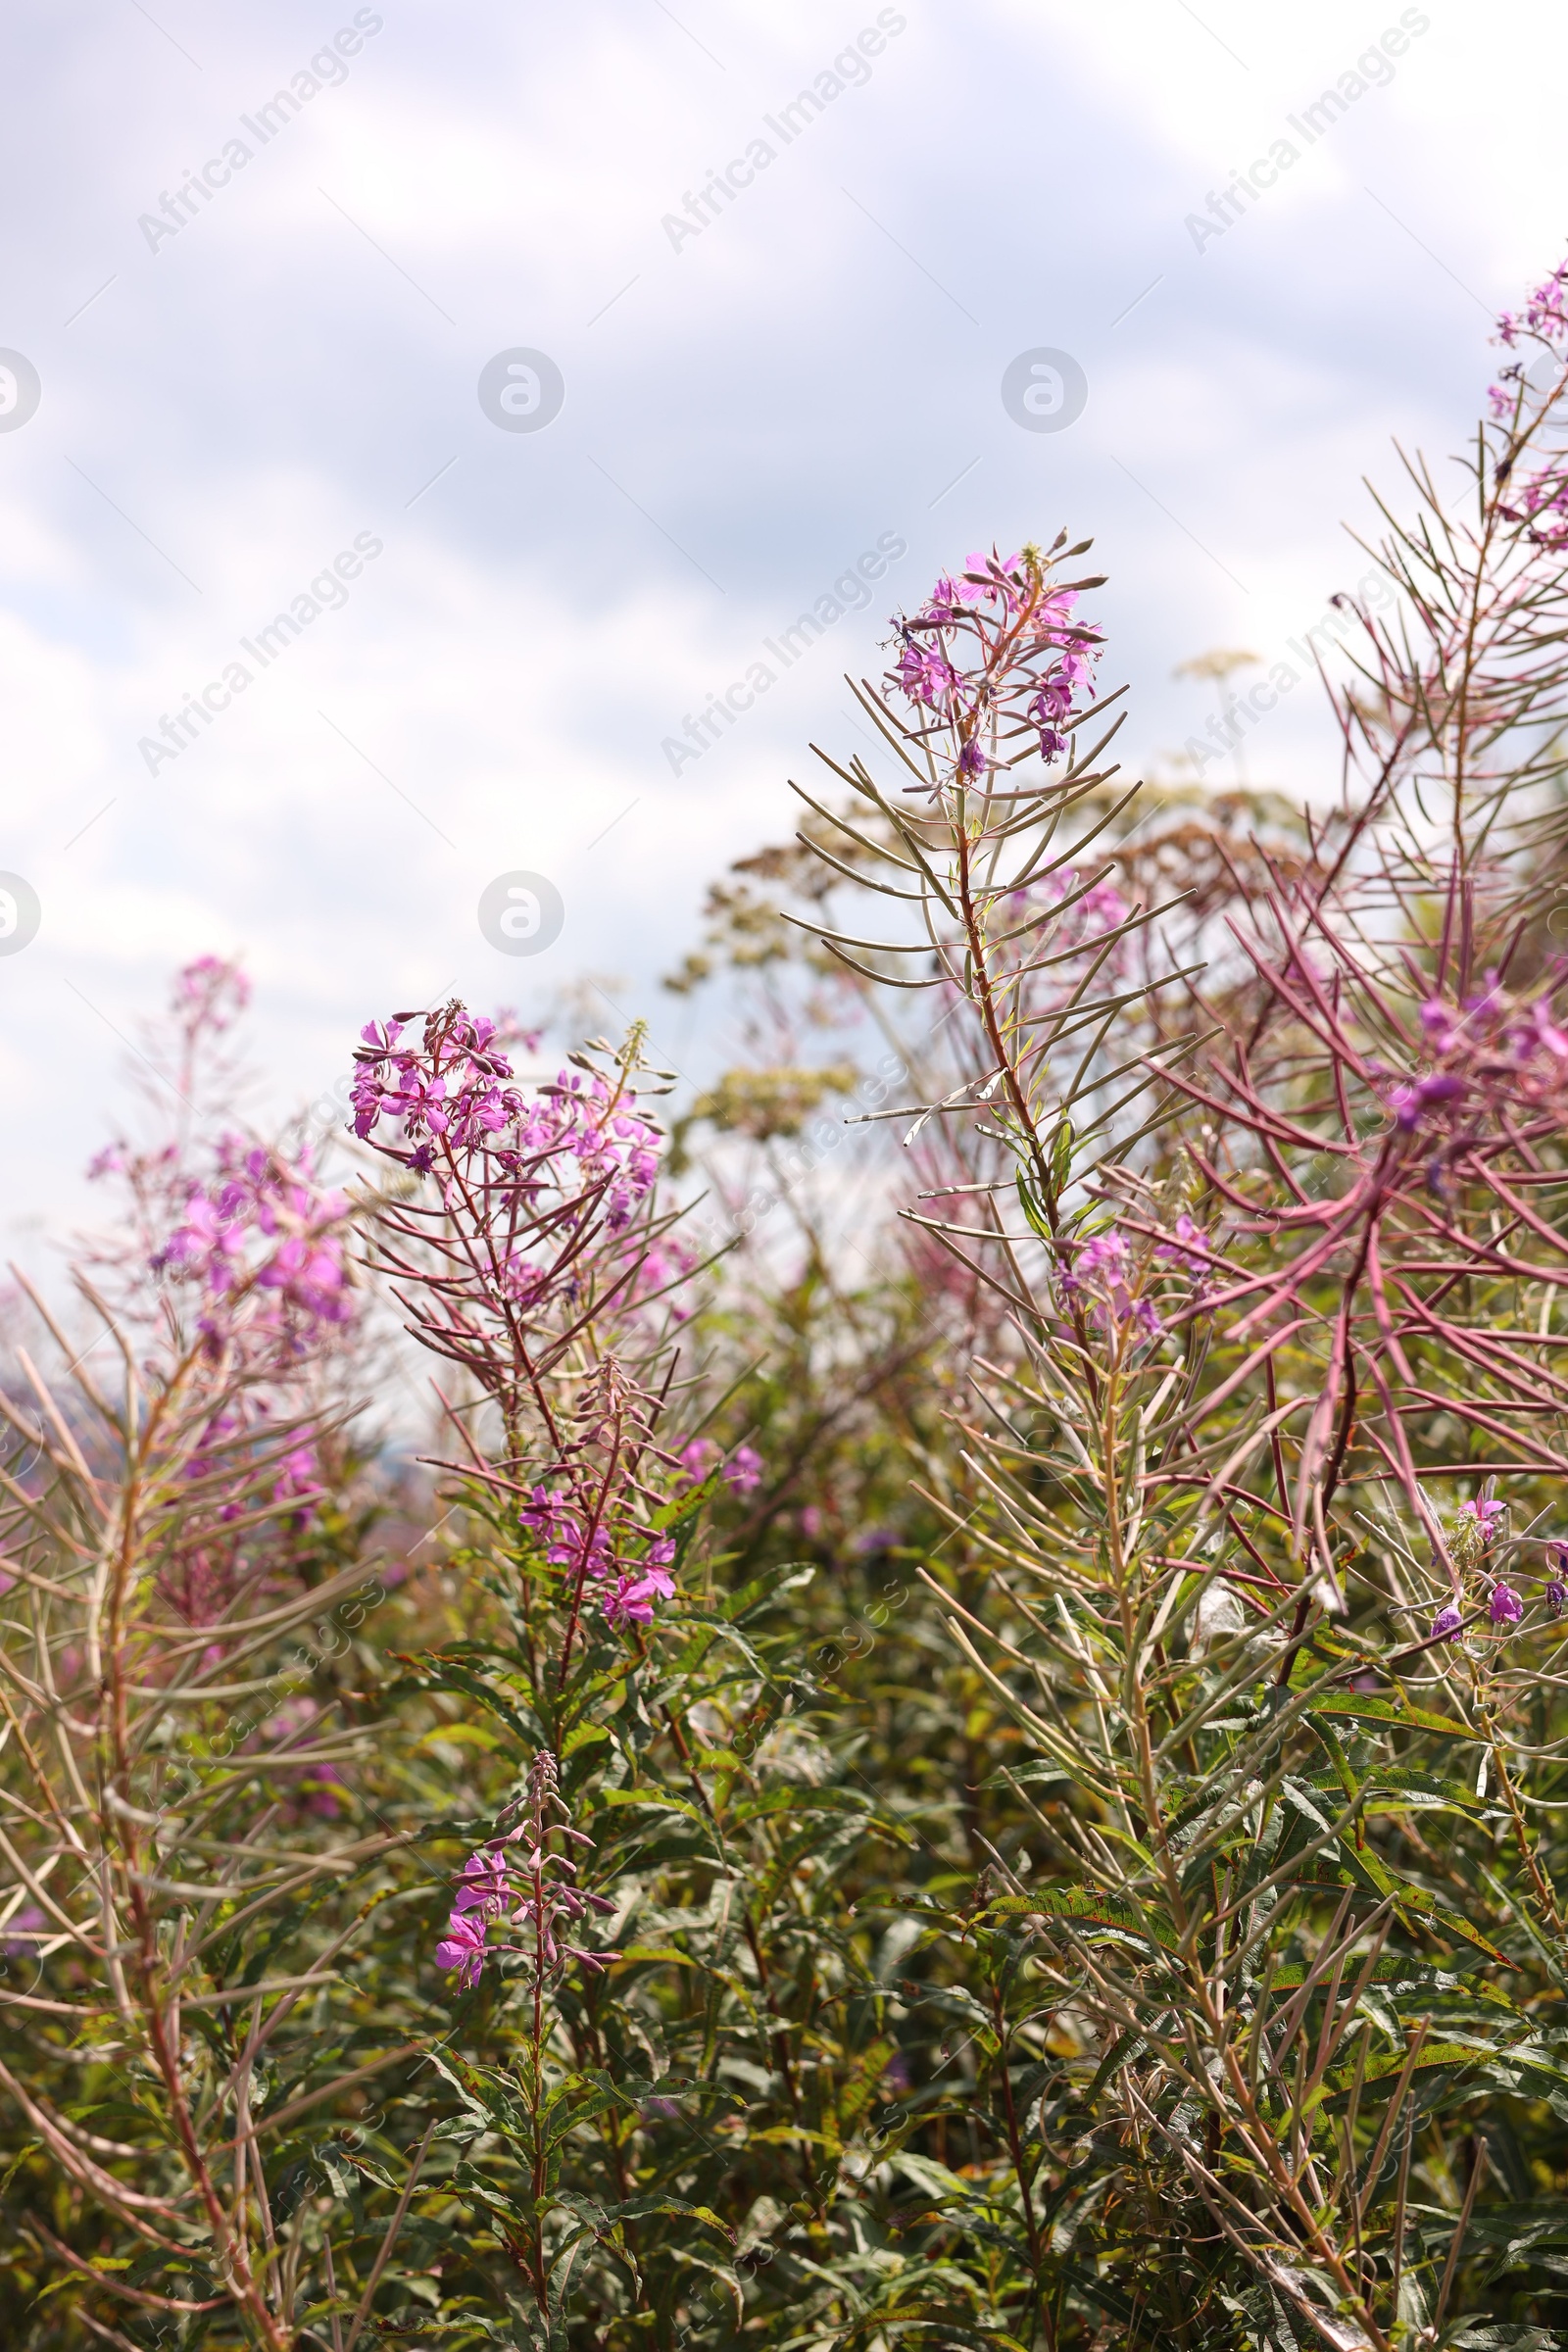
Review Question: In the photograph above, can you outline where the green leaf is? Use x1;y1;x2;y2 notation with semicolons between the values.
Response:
1333;2039;1489;2094
1303;1691;1480;1740
1332;1841;1503;1960
985;1887;1180;1952
604;2193;731;2234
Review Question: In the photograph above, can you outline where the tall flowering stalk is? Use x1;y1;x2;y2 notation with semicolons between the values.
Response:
350;1005;714;1695
786;279;1568;2347
354;1003;885;2344
0;961;424;2350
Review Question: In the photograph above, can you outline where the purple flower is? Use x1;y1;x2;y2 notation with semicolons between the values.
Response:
177;954;250;1030
1458;1497;1505;1544
1158;1211;1212;1277
1548;1580;1566;1617
723;1444;763;1495
1490;1583;1523;1627
895;639;962;709
1028;676;1074;761
887;553;1102;791
1074;1230;1130;1281
1519;999;1568;1061
431;1756;613;1989
1430;1604;1464;1642
1061;1226;1161;1339
881;2049;912;2095
602;1541;677;1627
676;1438;718;1489
434;1911;486;1990
2;1903;45;1958
1389;1070;1466;1133
1418;997;1461;1055
452;1849;513;1921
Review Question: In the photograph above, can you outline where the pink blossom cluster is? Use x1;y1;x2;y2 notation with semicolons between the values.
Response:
1548;1544;1568;1617
888;547;1102;782
1383;980;1568;1167
436;1752;612;1990
80;956;354;1632
1055;1212;1217;1342
519;1485;679;1627
1499;466;1568;549
1060;1226;1162;1341
174;952;251;1033
1428;1499;1564;1641
1492;260;1568;415
1490;260;1568;541
143;1393;329;1628
1;1903;46;1957
1456;1496;1506;1545
88;956;334;1353
675;1437;764;1495
1431;1583;1525;1640
1158;1212;1213;1282
153;1140;353;1353
351;1008;662;1234
1495;262;1568;359
258;1696;345;1818
184;1406;321;1517
1040;868;1131;948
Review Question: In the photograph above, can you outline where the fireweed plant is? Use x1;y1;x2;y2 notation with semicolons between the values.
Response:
348;1005;921;2349
0;959;428;2352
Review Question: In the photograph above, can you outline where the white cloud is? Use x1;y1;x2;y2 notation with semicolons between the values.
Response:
0;0;1562;1246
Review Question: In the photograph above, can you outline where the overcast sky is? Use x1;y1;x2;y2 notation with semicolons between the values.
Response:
0;0;1562;1253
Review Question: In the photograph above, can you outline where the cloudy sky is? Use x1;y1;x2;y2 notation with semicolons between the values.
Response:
0;0;1562;1250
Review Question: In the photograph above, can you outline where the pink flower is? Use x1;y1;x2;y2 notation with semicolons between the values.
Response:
1389;1071;1466;1133
452;1849;514;1921
2;1903;45;1956
1458;1497;1505;1544
601;1574;659;1625
1490;1583;1523;1627
1430;1605;1464;1642
895;639;962;709
176;955;250;1030
1158;1211;1212;1277
434;1911;486;1989
1062;1227;1161;1339
1418;998;1461;1055
257;1236;351;1323
888;551;1102;795
677;1438;718;1489
602;1537;677;1626
723;1444;763;1495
